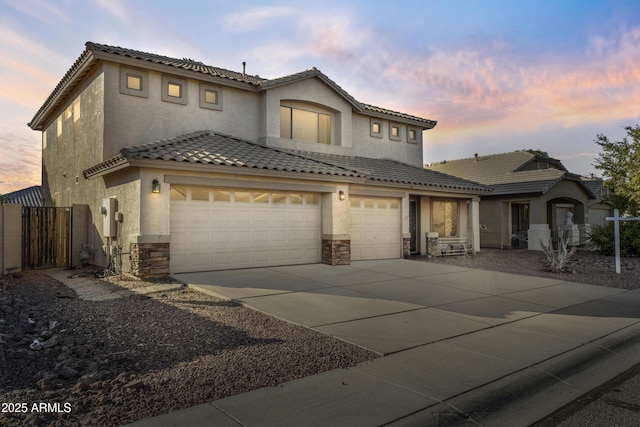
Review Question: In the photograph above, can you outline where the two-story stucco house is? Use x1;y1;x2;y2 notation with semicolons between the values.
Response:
29;42;489;277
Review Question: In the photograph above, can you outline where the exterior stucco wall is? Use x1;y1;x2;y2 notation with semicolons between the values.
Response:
351;113;424;166
540;180;591;225
260;77;354;155
41;67;109;266
102;62;261;157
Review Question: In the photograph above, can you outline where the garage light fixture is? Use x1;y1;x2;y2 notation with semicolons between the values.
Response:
152;178;161;193
339;190;346;201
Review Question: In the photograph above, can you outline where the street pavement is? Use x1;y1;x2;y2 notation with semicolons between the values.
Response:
125;259;640;426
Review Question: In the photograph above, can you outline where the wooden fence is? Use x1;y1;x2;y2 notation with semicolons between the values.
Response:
22;207;71;269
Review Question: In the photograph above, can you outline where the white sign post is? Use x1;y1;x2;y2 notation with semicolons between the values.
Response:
605;209;640;274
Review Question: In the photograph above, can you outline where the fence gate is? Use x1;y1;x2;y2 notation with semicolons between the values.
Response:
22;207;71;269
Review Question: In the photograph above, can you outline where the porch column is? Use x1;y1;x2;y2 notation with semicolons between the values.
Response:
469;197;481;253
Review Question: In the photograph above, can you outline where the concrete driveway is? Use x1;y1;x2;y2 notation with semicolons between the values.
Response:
137;259;640;426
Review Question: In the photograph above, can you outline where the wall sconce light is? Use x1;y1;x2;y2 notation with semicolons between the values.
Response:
152;178;161;193
339;190;346;201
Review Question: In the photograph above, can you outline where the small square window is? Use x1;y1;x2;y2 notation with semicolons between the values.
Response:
205;89;217;105
408;128;420;143
120;67;148;98
162;76;187;105
370;119;383;138
390;124;401;141
199;84;223;110
127;75;142;91
168;83;182;98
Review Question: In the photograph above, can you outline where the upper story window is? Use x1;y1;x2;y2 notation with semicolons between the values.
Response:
408;127;421;144
162;76;187;105
120;67;149;98
280;105;331;145
390;123;401;141
199;83;223;111
127;75;142;90
370;119;383;138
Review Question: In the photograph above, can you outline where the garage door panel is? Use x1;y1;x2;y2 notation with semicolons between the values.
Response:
351;197;401;261
171;189;321;272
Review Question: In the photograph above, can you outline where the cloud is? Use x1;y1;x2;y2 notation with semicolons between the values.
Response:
0;130;41;194
4;0;69;25
223;6;294;32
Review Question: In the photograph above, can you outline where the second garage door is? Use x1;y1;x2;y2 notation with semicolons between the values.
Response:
350;196;402;260
170;187;321;273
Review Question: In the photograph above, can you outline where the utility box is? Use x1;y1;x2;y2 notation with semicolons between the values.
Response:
102;197;117;237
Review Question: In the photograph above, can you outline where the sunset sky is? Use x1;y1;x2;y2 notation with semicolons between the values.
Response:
1;0;640;195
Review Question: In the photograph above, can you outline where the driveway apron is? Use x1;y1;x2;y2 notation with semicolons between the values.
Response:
145;259;640;426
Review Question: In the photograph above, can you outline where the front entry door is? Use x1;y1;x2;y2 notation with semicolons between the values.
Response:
409;200;418;253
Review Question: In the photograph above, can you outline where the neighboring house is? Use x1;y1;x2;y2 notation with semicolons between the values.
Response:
28;42;489;277
1;185;43;207
581;176;614;226
427;151;607;249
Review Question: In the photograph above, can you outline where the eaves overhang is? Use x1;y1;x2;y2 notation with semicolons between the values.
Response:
28;49;97;131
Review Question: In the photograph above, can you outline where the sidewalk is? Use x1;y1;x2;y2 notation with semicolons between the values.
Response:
123;260;640;426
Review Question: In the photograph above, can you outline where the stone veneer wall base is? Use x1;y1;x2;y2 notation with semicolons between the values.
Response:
130;242;170;278
403;237;411;259
322;239;351;265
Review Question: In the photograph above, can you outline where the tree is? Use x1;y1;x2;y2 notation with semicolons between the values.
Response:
523;149;550;158
591;125;640;257
593;125;640;216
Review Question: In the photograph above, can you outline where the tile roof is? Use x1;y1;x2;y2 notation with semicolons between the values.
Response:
427;151;566;185
87;42;268;86
427;150;597;198
288;152;490;192
84;131;490;194
2;185;43;207
363;104;437;127
30;42;437;131
84;131;364;179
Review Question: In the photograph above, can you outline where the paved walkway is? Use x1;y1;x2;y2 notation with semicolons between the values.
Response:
45;269;182;301
122;259;640;426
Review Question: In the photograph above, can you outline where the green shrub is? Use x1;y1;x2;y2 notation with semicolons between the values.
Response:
589;221;640;257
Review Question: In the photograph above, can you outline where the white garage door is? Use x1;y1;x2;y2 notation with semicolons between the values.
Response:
170;187;321;272
350;196;402;260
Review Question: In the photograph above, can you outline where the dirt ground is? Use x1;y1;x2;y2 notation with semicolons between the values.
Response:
1;249;638;426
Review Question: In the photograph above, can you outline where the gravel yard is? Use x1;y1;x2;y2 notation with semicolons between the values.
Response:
0;271;376;426
1;248;638;426
423;248;640;290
